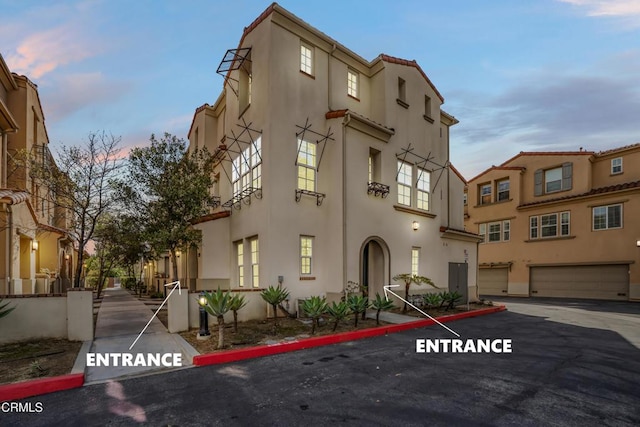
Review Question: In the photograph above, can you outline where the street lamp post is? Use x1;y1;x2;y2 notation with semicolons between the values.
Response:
198;291;211;339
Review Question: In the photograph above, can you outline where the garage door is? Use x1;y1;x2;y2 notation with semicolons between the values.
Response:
479;268;508;296
530;265;629;300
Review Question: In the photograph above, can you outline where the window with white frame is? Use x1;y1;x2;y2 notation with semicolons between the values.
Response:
397;161;412;206
232;137;262;197
347;69;358;98
368;148;380;183
497;179;510;201
480;183;491;205
544;167;562;193
535;163;572;196
593;204;622;230
411;247;420;276
417;168;430;210
297;139;316;191
236;241;244;287
300;42;313;75
250;237;259;288
300;236;313;275
479;220;510;243
611;157;623;174
529;211;571;239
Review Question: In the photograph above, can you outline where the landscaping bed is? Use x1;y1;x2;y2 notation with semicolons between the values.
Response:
391;300;493;318
0;339;82;385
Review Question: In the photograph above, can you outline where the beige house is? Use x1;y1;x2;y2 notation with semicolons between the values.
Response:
178;3;480;315
0;53;75;295
465;144;640;301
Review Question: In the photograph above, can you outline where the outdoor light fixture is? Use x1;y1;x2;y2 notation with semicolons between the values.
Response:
65;254;70;261
637;239;640;247
412;221;420;231
175;250;181;258
198;291;210;339
31;240;39;251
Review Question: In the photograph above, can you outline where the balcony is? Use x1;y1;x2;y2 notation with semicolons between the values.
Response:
367;181;390;198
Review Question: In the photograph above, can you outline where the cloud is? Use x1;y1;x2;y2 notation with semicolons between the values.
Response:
5;25;98;78
450;53;640;178
557;0;640;27
44;72;132;122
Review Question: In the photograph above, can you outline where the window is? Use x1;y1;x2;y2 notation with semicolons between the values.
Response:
236;241;244;287
424;95;432;121
545;167;562;193
411;248;420;276
480;183;491;205
300;236;313;275
416;168;430;210
535;163;572;195
297;139;316;191
529;211;571;239
250;238;259;288
232;137;262;197
397;161;412;206
593;204;622;230
497;179;510;201
300;42;313;75
347;69;358;98
239;59;252;114
398;78;406;103
479;220;510;243
368;148;380;183
611;157;623;174
463;192;467;206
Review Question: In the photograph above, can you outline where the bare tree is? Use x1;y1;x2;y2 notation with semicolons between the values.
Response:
30;131;122;288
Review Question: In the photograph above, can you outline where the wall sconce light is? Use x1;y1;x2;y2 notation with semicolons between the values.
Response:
32;240;39;251
65;254;70;261
637;239;640;247
175;250;181;258
412;221;420;231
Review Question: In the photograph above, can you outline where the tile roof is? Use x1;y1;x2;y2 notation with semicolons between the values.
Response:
500;150;595;167
595;142;640;157
325;109;394;134
0;189;30;204
192;210;231;225
468;166;526;183
379;54;444;102
439;226;482;237
518;180;640;208
448;163;467;184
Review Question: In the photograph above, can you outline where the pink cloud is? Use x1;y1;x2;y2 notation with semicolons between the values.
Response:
559;0;640;17
6;25;97;78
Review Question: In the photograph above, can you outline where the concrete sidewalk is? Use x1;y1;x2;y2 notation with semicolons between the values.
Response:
84;287;197;384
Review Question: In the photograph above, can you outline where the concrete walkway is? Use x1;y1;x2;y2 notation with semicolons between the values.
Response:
85;287;197;384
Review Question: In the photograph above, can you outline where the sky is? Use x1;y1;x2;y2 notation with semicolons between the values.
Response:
1;0;639;178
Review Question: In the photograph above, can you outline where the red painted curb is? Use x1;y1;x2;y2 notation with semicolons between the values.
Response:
193;305;506;366
0;373;84;402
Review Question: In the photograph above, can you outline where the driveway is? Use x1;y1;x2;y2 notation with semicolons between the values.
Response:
4;300;640;426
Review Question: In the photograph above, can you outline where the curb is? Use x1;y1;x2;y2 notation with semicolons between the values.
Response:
0;373;84;402
194;305;506;366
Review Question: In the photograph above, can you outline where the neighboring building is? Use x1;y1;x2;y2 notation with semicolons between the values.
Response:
465;144;640;301
0;53;75;295
179;3;479;314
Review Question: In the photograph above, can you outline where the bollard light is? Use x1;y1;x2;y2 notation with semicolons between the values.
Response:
198;291;210;338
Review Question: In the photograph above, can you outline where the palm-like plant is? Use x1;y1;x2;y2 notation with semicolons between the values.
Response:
347;295;369;327
371;293;394;325
423;292;442;309
260;285;290;334
326;301;350;331
229;294;247;333
393;273;437;313
0;297;15;319
201;289;233;349
301;296;328;334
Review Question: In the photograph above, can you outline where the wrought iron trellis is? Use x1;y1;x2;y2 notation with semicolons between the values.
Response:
293;118;334;206
395;143;449;191
216;47;252;98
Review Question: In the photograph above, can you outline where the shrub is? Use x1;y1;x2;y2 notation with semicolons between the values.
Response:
201;289;233;349
423;293;442;309
392;274;437;313
260;285;290;334
347;295;369;327
229;294;247;333
301;296;328;334
326;301;350;331
371;293;394;325
0;297;15;319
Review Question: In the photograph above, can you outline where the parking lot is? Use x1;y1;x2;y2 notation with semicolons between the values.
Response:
4;298;640;426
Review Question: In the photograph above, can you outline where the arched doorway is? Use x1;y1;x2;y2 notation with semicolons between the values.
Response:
359;237;391;298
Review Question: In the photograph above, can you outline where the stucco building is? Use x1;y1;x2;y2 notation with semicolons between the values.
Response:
182;3;480;313
0;53;76;295
465;144;640;301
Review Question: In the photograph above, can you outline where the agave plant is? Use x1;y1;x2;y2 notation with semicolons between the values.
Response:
326;300;350;331
260;285;290;334
201;289;233;349
347;295;369;327
301;296;328;334
392;274;437;313
0;297;15;319
443;291;463;311
423;292;442;309
229;294;247;333
371;293;394;325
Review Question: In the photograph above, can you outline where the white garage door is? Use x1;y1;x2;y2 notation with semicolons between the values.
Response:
530;265;629;300
479;268;508;296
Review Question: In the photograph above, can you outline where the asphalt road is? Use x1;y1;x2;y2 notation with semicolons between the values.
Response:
3;299;640;426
